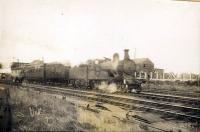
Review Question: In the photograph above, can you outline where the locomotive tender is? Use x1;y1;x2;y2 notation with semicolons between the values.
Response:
11;49;143;93
22;60;70;84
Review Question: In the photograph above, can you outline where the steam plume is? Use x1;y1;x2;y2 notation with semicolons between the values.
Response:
98;82;117;93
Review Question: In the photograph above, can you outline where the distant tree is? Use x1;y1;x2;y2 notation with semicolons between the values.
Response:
0;63;2;69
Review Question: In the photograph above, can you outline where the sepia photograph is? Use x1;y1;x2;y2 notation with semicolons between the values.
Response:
0;0;200;131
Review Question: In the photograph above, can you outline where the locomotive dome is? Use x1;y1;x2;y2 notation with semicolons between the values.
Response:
113;53;119;62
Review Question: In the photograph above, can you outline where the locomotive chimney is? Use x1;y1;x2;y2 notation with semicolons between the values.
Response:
124;49;130;60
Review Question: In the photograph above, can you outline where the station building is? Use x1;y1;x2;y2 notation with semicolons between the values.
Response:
133;58;154;79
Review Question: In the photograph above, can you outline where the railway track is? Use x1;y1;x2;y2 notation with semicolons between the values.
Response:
23;84;200;123
142;89;200;98
25;83;199;107
128;92;200;107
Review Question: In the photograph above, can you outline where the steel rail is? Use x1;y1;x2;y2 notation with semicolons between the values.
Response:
136;92;200;107
25;84;200;122
28;84;200;113
20;85;170;132
142;89;200;98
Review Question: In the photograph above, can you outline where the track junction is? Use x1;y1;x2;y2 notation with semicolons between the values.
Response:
22;84;200;124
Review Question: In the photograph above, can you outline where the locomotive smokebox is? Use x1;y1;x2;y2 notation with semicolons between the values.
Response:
124;49;130;60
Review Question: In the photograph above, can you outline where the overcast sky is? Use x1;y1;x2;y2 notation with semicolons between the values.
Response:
0;0;200;73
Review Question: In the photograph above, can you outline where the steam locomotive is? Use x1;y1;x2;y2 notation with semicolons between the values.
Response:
11;49;143;93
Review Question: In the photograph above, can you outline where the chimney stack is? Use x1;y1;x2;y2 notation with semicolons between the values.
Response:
124;49;130;60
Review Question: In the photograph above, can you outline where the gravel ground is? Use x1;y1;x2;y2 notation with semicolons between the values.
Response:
7;85;200;132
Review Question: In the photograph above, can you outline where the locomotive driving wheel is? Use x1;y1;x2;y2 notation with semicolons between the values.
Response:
89;80;95;89
74;80;81;88
74;80;86;88
22;79;29;86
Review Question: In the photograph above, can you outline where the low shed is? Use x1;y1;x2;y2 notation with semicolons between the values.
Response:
133;58;154;73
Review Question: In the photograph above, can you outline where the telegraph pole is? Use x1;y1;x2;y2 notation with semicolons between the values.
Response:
42;57;46;84
198;74;200;88
134;48;136;59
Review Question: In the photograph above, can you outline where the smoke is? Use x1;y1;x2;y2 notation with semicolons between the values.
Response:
98;82;117;93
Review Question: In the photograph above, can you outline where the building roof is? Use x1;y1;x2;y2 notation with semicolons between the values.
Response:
133;58;153;65
11;62;29;69
154;68;164;70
